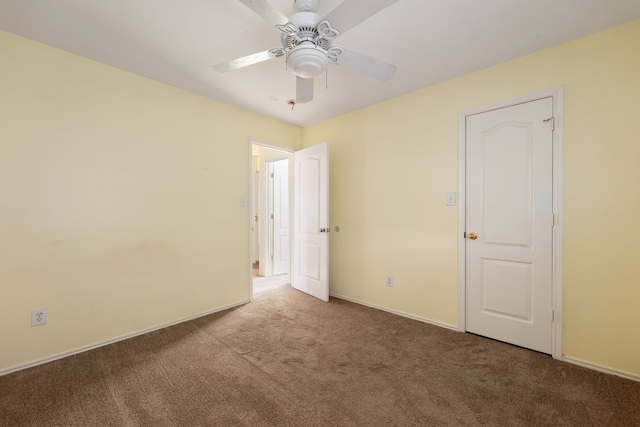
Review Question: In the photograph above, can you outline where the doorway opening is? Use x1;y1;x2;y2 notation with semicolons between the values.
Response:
250;141;294;298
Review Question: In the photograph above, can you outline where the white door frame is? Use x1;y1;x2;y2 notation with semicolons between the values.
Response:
457;87;564;359
248;139;294;300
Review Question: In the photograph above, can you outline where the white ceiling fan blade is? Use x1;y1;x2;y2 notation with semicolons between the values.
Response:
296;77;314;103
334;49;396;81
324;0;399;36
238;0;288;27
212;49;282;73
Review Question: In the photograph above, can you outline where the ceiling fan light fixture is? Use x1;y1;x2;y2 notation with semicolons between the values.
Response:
213;0;399;103
287;45;327;78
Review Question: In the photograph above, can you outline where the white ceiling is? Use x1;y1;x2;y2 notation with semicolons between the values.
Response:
2;0;640;127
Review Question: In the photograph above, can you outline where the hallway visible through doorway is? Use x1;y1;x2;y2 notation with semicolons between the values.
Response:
253;262;290;294
251;142;293;298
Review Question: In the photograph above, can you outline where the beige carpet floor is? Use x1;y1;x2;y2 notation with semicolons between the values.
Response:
1;285;639;426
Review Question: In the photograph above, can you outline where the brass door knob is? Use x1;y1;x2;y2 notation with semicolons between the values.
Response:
469;232;478;240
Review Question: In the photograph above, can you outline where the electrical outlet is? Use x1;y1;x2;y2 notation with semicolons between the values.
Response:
386;276;394;287
31;308;47;327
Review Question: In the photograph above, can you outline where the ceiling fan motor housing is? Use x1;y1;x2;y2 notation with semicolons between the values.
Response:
294;0;319;13
282;12;330;78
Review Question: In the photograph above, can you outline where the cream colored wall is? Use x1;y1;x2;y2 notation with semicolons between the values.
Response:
303;19;640;376
0;30;302;373
3;18;639;377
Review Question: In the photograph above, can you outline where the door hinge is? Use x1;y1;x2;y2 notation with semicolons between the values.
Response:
270;254;274;260
270;213;274;219
270;172;274;178
550;214;555;227
543;117;555;131
551;309;555;323
463;231;466;238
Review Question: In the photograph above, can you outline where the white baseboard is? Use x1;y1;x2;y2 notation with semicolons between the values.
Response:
6;296;638;384
329;292;458;332
330;293;640;383
0;300;250;377
562;356;640;382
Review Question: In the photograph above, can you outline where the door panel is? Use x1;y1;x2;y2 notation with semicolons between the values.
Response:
292;142;329;302
482;259;533;321
299;158;320;234
483;124;532;247
300;242;320;280
466;98;553;354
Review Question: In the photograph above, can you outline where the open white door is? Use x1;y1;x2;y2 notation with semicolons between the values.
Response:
292;142;329;301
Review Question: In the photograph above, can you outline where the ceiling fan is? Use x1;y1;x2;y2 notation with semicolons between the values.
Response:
213;0;399;103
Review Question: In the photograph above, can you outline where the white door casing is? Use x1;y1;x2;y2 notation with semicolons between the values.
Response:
292;142;329;302
270;158;290;275
462;94;560;355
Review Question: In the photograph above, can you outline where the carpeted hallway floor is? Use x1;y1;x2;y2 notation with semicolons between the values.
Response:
1;285;639;426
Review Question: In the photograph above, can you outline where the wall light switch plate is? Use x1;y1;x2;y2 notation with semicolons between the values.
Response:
446;192;457;206
240;197;247;207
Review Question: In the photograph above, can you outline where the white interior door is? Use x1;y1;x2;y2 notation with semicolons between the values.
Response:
465;97;554;354
270;159;290;275
292;142;329;302
252;166;260;264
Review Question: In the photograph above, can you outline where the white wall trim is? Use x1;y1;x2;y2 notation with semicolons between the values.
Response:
0;300;249;377
457;87;564;359
329;295;640;382
330;292;458;332
456;112;467;333
330;296;639;382
562;356;640;383
248;138;295;155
